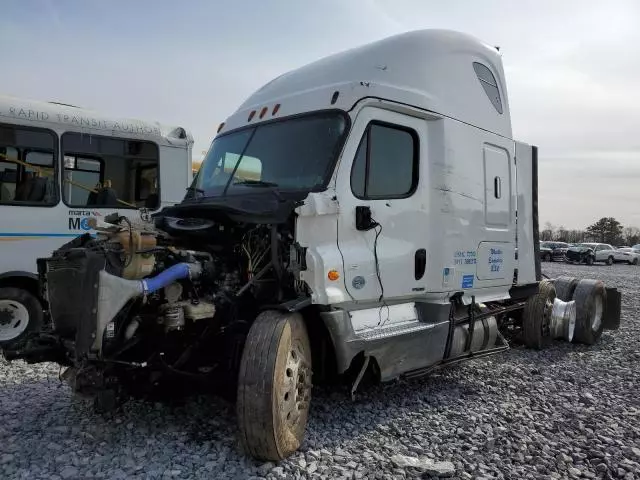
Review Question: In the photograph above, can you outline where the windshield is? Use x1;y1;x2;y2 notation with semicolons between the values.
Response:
190;112;348;198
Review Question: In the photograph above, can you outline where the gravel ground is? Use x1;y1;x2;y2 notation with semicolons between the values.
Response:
1;262;639;480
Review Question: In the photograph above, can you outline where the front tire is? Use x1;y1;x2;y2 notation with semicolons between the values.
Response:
606;256;614;266
543;253;552;262
0;287;43;347
585;255;594;266
237;310;312;461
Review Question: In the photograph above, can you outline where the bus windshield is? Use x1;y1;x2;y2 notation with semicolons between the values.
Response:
191;112;348;198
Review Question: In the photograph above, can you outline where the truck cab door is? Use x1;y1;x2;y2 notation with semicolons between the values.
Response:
334;107;427;303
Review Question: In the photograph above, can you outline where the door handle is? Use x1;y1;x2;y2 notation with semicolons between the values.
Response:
415;249;426;280
355;205;377;231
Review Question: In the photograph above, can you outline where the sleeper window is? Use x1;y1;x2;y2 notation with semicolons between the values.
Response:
351;123;418;199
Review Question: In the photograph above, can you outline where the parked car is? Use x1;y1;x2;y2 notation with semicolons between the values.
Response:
616;247;640;265
539;241;570;262
539;242;552;261
565;243;626;265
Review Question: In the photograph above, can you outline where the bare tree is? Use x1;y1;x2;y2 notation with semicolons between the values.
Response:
541;222;555;241
623;226;640;246
555;225;568;242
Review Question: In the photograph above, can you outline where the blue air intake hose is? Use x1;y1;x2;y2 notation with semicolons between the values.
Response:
141;263;201;294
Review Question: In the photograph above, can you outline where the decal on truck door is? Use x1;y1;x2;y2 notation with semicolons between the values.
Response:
462;275;474;289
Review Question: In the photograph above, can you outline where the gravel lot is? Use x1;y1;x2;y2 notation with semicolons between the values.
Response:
1;262;639;480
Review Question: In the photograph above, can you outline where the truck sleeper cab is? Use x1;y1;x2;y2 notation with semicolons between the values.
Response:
3;30;622;462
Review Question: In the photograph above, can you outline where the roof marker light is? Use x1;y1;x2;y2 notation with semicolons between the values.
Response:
331;91;340;105
217;122;225;133
259;107;268;119
248;111;256;122
272;103;281;115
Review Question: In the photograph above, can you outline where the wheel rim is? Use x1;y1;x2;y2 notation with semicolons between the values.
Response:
591;295;603;331
281;341;311;430
0;300;29;341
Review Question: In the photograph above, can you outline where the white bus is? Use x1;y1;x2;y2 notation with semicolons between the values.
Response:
0;95;193;345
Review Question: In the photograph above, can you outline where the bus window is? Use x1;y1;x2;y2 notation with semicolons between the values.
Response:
0;124;57;206
63;156;102;206
61;133;159;208
0;147;18;203
135;165;159;208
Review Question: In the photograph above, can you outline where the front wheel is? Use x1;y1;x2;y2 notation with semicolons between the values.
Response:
237;310;312;461
543;253;552;262
606;256;614;266
0;287;43;347
585;256;594;266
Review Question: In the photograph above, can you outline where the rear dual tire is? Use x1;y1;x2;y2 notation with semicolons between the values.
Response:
572;279;606;345
237;310;312;461
554;276;579;302
522;280;555;349
523;278;607;348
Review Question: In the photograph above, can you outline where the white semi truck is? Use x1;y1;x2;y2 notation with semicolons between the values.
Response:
3;30;621;462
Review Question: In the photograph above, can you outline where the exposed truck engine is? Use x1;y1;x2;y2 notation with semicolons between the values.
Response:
1;29;622;462
23;205;309;397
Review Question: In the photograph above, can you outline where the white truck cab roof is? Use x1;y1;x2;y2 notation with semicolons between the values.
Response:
220;29;511;139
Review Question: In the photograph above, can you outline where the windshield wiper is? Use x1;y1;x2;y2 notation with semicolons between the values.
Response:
233;179;285;202
233;180;279;187
186;186;205;195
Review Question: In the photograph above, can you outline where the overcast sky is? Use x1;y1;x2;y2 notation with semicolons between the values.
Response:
2;0;639;229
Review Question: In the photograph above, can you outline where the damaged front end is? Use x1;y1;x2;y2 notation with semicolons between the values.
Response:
4;204;305;409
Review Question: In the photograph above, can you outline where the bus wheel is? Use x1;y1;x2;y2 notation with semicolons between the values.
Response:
237;310;312;461
0;287;43;346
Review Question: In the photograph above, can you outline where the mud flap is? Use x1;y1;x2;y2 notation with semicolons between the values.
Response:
603;287;621;330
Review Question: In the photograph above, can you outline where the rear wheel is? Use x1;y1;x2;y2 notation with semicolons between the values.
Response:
572;279;606;345
0;287;43;347
554;276;579;302
237;310;312;461
522;280;555;349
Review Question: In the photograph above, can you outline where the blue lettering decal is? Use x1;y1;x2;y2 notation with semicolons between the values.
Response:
462;275;474;289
